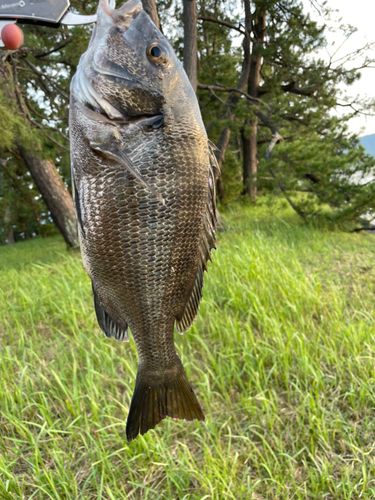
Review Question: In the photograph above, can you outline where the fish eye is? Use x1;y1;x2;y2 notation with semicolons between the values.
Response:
150;46;161;58
147;43;165;63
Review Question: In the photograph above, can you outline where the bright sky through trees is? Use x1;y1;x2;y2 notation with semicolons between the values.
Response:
304;0;375;137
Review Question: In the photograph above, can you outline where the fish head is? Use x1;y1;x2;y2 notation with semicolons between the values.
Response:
71;0;201;128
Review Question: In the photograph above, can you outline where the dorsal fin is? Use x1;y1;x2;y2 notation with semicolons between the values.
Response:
176;144;218;334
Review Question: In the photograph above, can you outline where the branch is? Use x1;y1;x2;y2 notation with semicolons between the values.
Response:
198;82;268;108
46;134;70;153
33;38;73;59
21;58;53;101
0;64;9;78
258;81;317;97
24;97;69;142
279;114;309;125
197;15;256;42
24;96;57;122
27;115;70;152
335;99;375;117
208;87;229;108
265;132;283;161
207;28;252;199
11;58;28;119
257;134;293;145
22;57;69;100
268;164;307;221
25;114;69;152
8;66;69;153
331;41;375;67
259;123;306;221
280;82;316;96
255;110;279;134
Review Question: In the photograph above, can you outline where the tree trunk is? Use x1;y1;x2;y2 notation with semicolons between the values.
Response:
4;204;15;245
18;148;79;248
215;127;231;200
242;10;266;201
183;0;198;92
141;0;160;28
242;123;258;200
213;0;252;200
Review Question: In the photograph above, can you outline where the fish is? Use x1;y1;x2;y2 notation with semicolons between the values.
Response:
69;0;219;441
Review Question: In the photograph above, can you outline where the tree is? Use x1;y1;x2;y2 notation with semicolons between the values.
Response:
0;4;92;246
241;5;265;201
0;47;79;246
18;149;78;247
183;0;198;92
0;66;59;243
142;0;160;27
194;0;375;221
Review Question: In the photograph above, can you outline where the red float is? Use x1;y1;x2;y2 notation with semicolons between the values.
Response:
1;24;24;50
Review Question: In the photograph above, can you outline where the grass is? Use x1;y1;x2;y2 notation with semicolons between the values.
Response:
1;201;375;499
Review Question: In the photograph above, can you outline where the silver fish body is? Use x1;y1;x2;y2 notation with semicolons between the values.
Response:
69;0;218;441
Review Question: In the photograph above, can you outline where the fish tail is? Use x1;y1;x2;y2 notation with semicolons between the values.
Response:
126;357;205;441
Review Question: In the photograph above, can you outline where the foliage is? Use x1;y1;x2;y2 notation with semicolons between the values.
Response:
0;2;94;242
0;157;57;244
193;0;375;219
0;65;54;242
260;126;375;222
1;0;375;241
1;205;375;497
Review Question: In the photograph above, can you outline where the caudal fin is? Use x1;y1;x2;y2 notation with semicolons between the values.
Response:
126;358;205;441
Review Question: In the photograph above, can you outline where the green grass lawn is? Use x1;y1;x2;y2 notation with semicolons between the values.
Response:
1;202;375;499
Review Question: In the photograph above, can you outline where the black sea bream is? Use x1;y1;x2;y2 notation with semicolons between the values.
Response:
69;0;218;441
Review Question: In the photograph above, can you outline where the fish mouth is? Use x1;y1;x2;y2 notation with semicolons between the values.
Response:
99;0;143;29
122;114;164;128
74;96;163;129
108;112;164;129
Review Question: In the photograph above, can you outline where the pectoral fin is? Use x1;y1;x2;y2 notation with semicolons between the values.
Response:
71;169;85;237
90;140;165;205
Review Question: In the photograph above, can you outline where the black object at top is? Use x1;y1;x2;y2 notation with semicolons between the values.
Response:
0;0;69;23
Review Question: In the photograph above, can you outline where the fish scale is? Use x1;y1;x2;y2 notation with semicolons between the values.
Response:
69;0;218;440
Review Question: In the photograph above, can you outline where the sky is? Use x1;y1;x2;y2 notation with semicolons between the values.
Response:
303;0;375;137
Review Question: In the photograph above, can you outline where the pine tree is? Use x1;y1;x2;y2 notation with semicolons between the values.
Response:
0;2;95;245
194;0;375;222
